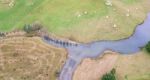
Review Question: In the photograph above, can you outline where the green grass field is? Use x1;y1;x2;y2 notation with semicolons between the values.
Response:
0;0;150;42
0;0;107;31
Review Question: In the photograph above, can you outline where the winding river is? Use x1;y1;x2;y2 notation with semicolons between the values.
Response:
42;13;150;80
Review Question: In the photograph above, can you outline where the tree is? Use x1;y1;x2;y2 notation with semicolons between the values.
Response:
101;68;116;80
0;32;5;37
145;41;150;53
23;23;42;33
23;24;32;33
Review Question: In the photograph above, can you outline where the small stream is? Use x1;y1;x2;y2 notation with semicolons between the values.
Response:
42;13;150;80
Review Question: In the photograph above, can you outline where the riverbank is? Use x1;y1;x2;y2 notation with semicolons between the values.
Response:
73;51;150;80
73;51;118;80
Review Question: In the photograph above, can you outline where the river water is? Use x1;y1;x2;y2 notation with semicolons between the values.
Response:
42;13;150;80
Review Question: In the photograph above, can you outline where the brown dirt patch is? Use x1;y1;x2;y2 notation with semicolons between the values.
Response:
73;51;118;80
0;37;67;80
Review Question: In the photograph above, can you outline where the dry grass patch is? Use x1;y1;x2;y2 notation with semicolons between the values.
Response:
73;51;118;80
114;52;150;80
0;37;67;80
73;51;150;80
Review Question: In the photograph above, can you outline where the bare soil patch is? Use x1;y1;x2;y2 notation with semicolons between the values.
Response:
73;51;118;80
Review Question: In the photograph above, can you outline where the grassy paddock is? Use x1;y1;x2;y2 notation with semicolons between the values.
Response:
0;0;150;42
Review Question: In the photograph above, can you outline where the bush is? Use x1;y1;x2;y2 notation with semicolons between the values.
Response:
23;23;42;33
145;41;150;53
23;24;32;33
0;32;5;37
101;68;116;80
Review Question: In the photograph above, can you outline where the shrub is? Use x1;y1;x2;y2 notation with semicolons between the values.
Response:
101;68;116;80
0;32;5;37
145;41;150;53
23;24;32;33
23;23;42;33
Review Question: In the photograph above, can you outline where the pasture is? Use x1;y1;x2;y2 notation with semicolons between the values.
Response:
0;0;150;42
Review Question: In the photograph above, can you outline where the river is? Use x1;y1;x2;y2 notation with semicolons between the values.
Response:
42;13;150;80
